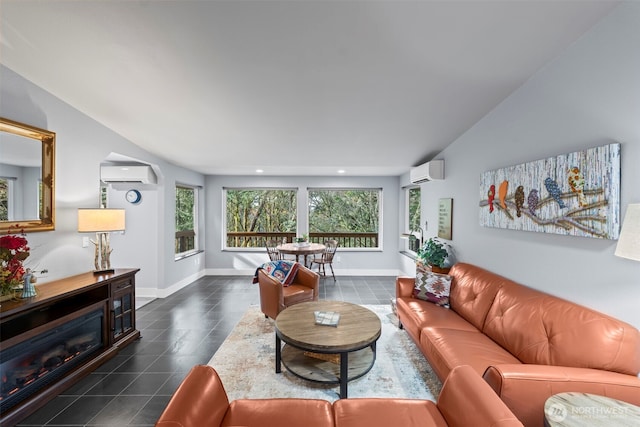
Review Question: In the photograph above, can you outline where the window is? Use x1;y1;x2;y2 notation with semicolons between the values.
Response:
407;186;421;252
308;188;381;249
0;178;8;221
224;188;297;248
100;184;108;208
175;185;198;255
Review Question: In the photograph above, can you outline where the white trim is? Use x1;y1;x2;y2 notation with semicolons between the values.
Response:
204;268;402;277
136;269;206;298
137;267;404;299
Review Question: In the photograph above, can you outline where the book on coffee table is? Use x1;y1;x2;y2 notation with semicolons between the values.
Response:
314;310;340;327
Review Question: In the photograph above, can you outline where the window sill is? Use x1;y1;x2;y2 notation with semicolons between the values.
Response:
400;250;418;262
175;249;204;261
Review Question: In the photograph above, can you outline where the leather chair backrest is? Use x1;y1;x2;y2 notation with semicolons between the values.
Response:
448;263;507;331
483;282;640;375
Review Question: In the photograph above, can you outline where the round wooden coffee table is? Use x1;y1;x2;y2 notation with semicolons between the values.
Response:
274;300;381;398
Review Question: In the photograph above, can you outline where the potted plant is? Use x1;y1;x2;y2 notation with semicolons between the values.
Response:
417;237;452;274
294;234;309;247
0;228;30;301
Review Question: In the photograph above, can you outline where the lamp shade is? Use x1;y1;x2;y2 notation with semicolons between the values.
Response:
78;208;126;232
615;204;640;262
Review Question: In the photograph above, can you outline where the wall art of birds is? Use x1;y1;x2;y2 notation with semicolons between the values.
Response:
568;166;587;207
487;185;495;213
498;180;509;209
515;185;525;217
544;177;566;208
527;189;539;217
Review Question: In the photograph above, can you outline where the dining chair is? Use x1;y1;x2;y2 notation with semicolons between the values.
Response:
310;239;338;280
265;239;282;261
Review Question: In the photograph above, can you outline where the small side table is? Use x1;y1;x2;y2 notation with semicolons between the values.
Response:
544;392;640;427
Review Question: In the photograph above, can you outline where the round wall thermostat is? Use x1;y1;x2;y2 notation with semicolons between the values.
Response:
125;189;142;204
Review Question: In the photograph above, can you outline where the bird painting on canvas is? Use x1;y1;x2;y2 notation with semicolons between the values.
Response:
487;185;495;213
544;177;566;209
498;180;509;210
568;166;587;207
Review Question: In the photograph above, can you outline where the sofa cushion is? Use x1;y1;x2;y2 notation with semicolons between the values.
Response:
396;297;479;351
413;271;452;307
447;263;507;331
225;399;334;427
419;327;521;380
283;284;316;306
333;398;445;427
483;282;640;375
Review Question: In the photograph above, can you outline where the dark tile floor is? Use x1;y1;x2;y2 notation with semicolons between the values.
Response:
16;275;396;426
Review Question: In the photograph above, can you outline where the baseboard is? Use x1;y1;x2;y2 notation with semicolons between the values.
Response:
204;268;403;276
137;268;403;300
136;269;207;298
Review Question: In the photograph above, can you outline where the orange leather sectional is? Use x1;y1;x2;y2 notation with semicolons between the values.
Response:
155;364;523;427
396;262;640;427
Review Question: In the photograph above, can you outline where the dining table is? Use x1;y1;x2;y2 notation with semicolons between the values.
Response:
276;242;326;268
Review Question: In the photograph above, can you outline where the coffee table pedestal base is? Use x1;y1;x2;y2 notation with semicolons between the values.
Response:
276;340;376;398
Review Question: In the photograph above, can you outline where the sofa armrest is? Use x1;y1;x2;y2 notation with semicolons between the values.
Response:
156;365;230;427
483;364;640;427
293;264;319;300
438;365;523;426
396;276;415;299
258;270;285;319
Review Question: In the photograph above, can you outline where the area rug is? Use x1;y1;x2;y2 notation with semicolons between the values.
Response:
208;304;442;402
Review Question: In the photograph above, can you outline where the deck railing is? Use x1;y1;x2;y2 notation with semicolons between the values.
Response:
226;232;378;248
175;230;196;253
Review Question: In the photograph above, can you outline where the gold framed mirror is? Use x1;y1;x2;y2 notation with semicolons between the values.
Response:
0;117;55;232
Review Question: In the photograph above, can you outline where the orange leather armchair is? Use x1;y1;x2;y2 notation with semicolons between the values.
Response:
258;263;319;320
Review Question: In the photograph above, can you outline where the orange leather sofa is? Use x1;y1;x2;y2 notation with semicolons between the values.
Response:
155;364;523;427
396;262;640;427
258;263;319;319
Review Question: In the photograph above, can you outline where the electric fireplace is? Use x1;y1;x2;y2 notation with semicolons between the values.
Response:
0;308;104;413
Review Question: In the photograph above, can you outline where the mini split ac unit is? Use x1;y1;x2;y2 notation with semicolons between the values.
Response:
100;165;157;184
410;160;444;184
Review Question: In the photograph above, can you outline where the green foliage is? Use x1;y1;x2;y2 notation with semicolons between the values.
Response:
417;238;449;268
408;187;421;232
175;186;195;231
226;189;297;233
308;189;379;233
0;179;7;221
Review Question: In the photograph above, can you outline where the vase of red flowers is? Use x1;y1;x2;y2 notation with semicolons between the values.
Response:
0;227;30;301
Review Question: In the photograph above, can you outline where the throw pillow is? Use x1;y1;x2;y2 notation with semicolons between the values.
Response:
413;271;452;307
254;260;300;286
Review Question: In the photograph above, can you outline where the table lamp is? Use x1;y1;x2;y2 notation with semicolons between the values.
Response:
78;208;126;274
615;203;640;262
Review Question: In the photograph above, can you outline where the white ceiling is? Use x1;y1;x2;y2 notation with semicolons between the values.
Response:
0;1;618;176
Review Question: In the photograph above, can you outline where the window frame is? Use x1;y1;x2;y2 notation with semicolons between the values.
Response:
222;187;298;251
175;183;199;259
405;185;421;253
307;187;382;251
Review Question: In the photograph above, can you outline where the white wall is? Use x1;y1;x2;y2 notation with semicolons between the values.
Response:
204;175;401;276
402;2;640;328
0;65;205;297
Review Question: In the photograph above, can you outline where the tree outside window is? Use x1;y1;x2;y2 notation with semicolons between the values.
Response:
224;189;297;248
0;179;8;221
308;189;380;248
407;187;421;252
175;185;198;255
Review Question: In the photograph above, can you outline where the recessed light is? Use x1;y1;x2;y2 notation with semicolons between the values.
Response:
337;169;345;174
256;169;264;173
